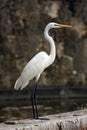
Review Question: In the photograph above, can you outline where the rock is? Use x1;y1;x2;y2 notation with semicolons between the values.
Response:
1;109;87;130
0;0;87;89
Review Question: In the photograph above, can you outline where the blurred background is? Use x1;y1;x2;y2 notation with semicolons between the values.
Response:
0;0;87;122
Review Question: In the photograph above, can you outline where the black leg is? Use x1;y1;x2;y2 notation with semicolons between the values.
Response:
33;84;38;119
31;84;38;119
31;88;35;118
31;84;49;120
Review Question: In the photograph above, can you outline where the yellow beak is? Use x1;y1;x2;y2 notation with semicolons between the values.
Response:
56;23;72;28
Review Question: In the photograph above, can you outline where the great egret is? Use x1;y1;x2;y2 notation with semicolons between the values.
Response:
14;22;72;119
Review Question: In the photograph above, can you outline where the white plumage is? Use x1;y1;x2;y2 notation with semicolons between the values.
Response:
14;22;72;90
14;52;49;90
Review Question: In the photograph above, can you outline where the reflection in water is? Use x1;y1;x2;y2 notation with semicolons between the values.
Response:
0;97;87;122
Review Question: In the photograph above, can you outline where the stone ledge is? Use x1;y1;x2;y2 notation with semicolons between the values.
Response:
0;109;87;130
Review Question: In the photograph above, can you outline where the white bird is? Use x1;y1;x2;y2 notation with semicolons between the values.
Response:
14;22;72;119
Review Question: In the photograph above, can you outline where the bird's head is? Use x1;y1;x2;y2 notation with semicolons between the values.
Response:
46;22;72;30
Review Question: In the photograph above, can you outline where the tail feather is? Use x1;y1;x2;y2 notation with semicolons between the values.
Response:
14;77;29;90
14;78;22;90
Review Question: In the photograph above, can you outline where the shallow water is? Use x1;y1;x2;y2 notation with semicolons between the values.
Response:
0;97;87;122
0;87;87;122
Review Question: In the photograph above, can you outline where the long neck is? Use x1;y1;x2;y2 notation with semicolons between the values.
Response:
44;27;56;65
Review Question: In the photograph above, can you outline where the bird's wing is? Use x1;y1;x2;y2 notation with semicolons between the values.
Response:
23;51;49;78
14;51;49;90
